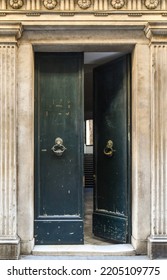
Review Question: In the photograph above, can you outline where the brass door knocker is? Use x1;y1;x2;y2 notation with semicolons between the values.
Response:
104;140;116;157
51;137;66;157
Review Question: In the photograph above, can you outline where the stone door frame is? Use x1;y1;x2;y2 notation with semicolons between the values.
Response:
1;20;167;259
17;24;150;256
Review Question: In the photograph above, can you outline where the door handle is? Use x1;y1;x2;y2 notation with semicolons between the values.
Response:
51;137;66;157
104;140;116;157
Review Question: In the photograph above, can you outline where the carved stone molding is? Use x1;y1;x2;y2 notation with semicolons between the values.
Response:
0;0;166;13
145;22;167;43
9;0;24;9
77;0;91;9
43;0;57;10
111;0;125;9
0;22;23;42
144;0;159;9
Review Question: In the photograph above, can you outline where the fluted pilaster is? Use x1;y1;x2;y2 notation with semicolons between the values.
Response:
0;23;22;260
0;45;17;239
151;45;167;237
148;44;167;259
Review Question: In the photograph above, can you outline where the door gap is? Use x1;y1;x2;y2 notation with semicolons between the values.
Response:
84;188;113;245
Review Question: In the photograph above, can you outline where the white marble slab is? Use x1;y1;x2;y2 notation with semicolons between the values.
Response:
32;244;135;256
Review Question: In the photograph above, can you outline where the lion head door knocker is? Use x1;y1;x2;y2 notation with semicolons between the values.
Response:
51;137;67;157
103;140;116;157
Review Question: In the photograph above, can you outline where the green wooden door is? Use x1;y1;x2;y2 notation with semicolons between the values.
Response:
93;55;131;243
34;53;84;245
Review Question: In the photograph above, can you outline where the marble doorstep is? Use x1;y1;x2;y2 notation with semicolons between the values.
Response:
32;244;135;256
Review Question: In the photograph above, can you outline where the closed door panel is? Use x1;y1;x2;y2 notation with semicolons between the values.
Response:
34;53;84;245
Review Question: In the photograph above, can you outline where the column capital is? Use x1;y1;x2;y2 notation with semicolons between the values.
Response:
145;22;167;43
0;22;23;43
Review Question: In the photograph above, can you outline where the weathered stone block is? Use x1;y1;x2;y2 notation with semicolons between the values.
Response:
0;239;20;260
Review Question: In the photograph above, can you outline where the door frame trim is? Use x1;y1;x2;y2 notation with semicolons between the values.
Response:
17;30;151;255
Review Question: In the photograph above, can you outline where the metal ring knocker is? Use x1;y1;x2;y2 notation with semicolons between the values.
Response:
104;140;116;158
51;137;67;157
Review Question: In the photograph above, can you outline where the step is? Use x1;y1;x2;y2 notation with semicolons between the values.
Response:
32;244;135;256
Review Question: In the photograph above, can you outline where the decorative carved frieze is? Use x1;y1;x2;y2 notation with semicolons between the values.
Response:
111;0;125;9
0;0;166;12
78;0;91;9
144;0;159;9
43;0;57;10
9;0;24;9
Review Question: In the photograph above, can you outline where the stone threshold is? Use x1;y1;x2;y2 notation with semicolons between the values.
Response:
32;244;135;256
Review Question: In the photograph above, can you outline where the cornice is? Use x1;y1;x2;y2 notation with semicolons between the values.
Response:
0;0;167;15
0;22;23;42
145;22;167;43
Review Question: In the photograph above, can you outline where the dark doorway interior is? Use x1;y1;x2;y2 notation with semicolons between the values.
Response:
84;52;121;192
